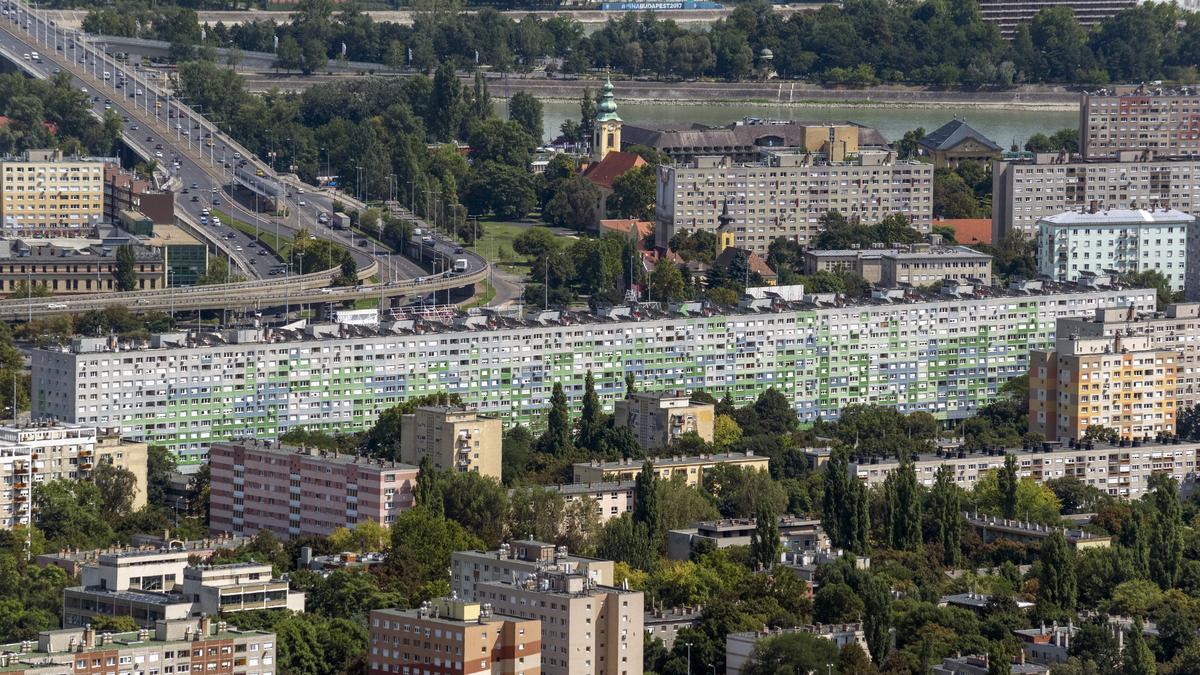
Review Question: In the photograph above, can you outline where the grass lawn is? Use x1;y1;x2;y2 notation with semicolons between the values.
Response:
469;220;537;274
463;279;497;309
214;210;292;258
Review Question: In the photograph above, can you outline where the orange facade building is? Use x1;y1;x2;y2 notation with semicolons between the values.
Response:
369;598;541;675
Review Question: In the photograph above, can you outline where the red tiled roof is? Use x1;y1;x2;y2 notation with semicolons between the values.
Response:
937;218;993;245
0;116;58;134
599;219;654;244
714;247;776;279
582;151;646;190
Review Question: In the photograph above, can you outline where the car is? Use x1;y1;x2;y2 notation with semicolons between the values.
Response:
136;89;142;95
248;241;257;248
258;249;268;256
92;96;99;103
21;52;28;60
136;299;149;305
234;246;243;251
46;303;67;310
154;143;162;150
104;103;111;110
191;183;198;189
154;151;163;158
212;199;221;206
201;208;210;215
454;246;464;254
250;258;257;265
146;136;153;142
181;188;189;194
210;187;218;193
199;216;208;224
297;200;306;207
190;195;199;202
130;124;139;131
81;87;88;94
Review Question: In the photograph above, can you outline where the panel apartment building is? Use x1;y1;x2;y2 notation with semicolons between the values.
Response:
655;148;933;255
31;283;1156;464
1030;333;1180;442
369;598;541;675
844;438;1200;500
0;422;147;529
1081;85;1200;160
991;152;1200;241
207;440;418;540
0;618;276;675
0;150;106;237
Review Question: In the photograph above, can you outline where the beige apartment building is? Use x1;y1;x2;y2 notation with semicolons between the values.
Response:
655;146;934;255
1030;334;1179;442
573;451;770;488
0;617;276;675
452;540;614;603
1057;303;1200;410
552;481;635;524
398;405;502;479
847;439;1200;499
370;598;541;675
0;422;147;529
474;570;644;675
612;392;714;450
1081;85;1200;160
991;152;1200;241
0;150;106;237
803;239;992;287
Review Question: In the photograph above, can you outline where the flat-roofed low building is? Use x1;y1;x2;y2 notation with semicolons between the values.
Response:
550;480;635;524
847;439;1200;499
613;391;714;450
645;605;702;651
451;540;614;603
1014;623;1078;664
803;240;992;287
181;562;305;616
964;512;1112;550
37;534;246;577
666;517;826;561
369;598;542;675
726;625;867;675
933;654;1049;675
573;451;769;488
939;592;1035;615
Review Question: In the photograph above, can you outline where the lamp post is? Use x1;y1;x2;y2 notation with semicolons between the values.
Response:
685;642;692;675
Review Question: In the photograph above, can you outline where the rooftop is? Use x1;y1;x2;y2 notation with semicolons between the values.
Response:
623;118;891;151
42;277;1154;355
964;512;1112;544
847;436;1200;468
211;439;417;472
1040;207;1195;225
576;451;765;471
917;119;1001;152
1084;84;1200;97
940;592;1035;610
805;243;991;260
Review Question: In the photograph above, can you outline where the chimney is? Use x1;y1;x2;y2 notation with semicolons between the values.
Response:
199;616;211;638
83;624;95;649
1089;200;1099;214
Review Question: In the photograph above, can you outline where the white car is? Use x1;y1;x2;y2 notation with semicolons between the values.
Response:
199;216;208;224
235;246;243;251
298;200;306;207
212;217;222;226
154;151;162;158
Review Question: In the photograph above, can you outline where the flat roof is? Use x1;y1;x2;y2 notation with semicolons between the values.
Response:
212;439;417;471
65;586;187;607
576;452;766;471
849;438;1200;467
1040;208;1195;225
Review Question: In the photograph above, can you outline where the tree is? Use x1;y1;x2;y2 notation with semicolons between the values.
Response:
387;507;483;602
633;459;663;550
1150;476;1184;588
508;91;543;143
1121;617;1156;675
508;486;565;543
578;370;602;450
745;630;840;675
928;465;962;566
822;447;851;548
430;63;463;141
113;244;138;292
752;387;798;436
885;456;922;551
862;574;891;662
997;453;1019;519
537;382;573;456
33;480;114;550
1124;269;1174;310
594;514;656;570
463;162;536;220
836;643;876;675
146;445;176;507
543;176;600;231
439;471;509;547
416;455;443;517
649;261;685;302
302;38;327;75
606;164;655;220
468;118;535;168
91;463;137;518
1039;530;1077;611
274;35;303;72
713;414;742;448
749;502;780;570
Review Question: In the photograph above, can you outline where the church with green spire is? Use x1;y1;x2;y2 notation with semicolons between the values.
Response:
593;76;623;161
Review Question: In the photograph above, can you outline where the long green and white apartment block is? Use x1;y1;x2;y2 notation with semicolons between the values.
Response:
30;280;1155;467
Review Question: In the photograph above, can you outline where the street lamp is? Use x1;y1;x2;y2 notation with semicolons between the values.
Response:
685;642;692;675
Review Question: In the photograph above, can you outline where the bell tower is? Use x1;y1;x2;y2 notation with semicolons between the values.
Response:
594;76;622;161
717;199;735;252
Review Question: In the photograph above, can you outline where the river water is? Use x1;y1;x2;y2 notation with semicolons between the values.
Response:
519;100;1079;147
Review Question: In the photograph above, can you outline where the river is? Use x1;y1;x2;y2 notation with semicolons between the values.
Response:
514;100;1079;146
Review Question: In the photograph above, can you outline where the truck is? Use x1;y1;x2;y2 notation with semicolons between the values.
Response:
332;212;351;230
453;258;468;272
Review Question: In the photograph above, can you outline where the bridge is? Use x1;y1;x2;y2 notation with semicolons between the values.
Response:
0;1;491;315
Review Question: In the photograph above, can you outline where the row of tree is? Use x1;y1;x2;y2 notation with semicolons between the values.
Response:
88;0;1200;86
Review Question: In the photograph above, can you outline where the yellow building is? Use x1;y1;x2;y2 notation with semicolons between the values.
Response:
1030;334;1180;442
0;150;106;237
398;405;502;479
613;391;715;450
796;123;860;162
593;77;622;161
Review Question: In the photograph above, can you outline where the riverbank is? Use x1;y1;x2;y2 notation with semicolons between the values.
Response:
491;78;1081;111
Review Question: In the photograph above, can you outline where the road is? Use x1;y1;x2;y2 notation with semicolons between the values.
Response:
0;0;490;313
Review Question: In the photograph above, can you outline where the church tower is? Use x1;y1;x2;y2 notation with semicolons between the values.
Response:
717;198;735;252
594;76;622;161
